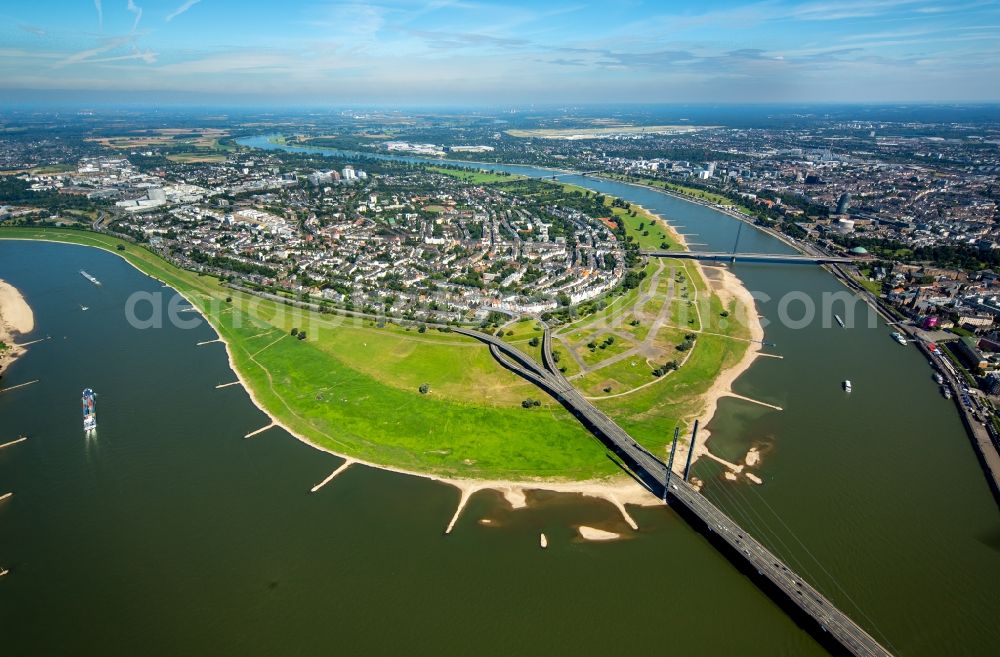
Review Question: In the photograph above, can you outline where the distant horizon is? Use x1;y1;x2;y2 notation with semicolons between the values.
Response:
2;1;998;105
3;97;1000;112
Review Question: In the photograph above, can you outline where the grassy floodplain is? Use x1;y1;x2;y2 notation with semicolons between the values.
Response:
522;195;754;455
428;166;527;184
0;227;613;480
1;190;754;481
602;172;754;215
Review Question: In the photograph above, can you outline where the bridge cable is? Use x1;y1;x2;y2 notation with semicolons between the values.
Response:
739;482;900;654
707;478;815;580
702;475;824;590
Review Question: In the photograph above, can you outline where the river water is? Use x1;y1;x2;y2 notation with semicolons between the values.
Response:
0;137;995;656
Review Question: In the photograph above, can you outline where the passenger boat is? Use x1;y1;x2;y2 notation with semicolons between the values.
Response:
82;388;97;432
843;380;852;393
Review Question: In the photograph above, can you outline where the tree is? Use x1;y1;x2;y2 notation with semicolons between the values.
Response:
297;331;307;340
290;328;299;336
419;383;430;394
528;336;540;347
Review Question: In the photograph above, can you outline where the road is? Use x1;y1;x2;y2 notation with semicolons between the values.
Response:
455;326;894;657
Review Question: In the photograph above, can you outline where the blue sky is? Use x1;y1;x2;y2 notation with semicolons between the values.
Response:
1;0;998;105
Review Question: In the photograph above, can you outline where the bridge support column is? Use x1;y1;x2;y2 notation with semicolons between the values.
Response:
683;420;699;482
664;427;679;501
730;221;744;263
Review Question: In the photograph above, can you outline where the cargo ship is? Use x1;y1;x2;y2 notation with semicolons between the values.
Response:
82;388;97;432
79;270;101;286
835;315;845;328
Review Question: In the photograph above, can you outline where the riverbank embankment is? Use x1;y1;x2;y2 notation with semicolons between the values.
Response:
0;279;34;378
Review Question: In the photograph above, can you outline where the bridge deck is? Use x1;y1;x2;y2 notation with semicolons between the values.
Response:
642;250;859;264
459;327;892;657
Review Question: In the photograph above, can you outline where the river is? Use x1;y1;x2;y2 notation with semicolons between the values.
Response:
0;137;995;656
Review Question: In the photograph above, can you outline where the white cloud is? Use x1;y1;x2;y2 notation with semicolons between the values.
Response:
166;0;202;22
127;0;143;32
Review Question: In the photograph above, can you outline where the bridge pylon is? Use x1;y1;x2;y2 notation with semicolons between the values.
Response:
731;221;744;263
664;427;680;501
683;420;700;482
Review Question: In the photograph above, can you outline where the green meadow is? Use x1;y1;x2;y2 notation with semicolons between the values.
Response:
0;227;614;480
1;214;754;480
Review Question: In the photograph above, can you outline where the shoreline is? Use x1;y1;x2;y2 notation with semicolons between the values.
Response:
627;205;766;480
683;264;765;479
0;216;764;507
0;235;662;514
0;278;34;378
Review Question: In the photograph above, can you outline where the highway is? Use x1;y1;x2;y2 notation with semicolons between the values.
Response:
456;326;894;657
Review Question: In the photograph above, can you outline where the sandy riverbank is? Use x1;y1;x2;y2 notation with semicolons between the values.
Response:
0;230;766;525
667;263;767;481
110;224;759;498
1;236;666;525
0;279;34;377
622;202;767;481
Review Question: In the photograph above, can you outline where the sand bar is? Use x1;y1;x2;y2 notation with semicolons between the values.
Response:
578;526;621;541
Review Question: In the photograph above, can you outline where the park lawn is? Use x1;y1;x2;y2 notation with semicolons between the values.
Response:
561;325;607;349
259;307;541;407
855;275;883;295
577;355;656;396
579;336;634;367
0;227;619;481
498;318;546;366
597;330;747;455
559;284;640;332
596;184;685;251
619;313;652;342
605;173;737;208
648;326;694;358
429;166;526;184
216;305;612;479
667;299;702;330
639;287;669;324
501;318;544;341
551;343;580;377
